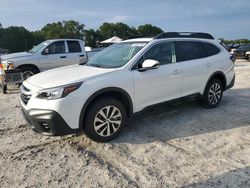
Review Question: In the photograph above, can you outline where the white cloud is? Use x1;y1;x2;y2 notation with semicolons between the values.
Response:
107;16;129;23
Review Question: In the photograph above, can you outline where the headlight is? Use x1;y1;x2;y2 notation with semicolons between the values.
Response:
7;61;15;70
36;82;83;100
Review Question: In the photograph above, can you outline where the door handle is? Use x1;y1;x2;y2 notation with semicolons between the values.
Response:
206;63;212;68
173;69;181;75
60;56;66;58
79;54;85;57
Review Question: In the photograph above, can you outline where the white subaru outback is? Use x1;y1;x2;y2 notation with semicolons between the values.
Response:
20;32;235;142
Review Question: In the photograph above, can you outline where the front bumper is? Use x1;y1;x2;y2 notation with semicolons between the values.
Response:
21;108;81;136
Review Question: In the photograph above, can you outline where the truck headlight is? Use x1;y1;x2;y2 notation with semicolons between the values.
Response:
36;82;82;100
7;61;15;70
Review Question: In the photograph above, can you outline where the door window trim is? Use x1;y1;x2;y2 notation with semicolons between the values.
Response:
42;40;66;55
130;41;176;71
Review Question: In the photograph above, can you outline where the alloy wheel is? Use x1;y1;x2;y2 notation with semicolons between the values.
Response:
208;83;222;105
94;105;122;137
22;71;34;80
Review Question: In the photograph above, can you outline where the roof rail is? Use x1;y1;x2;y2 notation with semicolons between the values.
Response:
155;32;214;40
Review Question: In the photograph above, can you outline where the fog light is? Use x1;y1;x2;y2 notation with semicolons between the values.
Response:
39;122;51;132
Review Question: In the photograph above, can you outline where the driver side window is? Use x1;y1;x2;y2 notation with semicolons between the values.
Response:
135;42;174;69
46;41;65;54
143;42;174;65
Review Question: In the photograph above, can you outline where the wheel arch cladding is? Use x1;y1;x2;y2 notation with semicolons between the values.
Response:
79;87;133;129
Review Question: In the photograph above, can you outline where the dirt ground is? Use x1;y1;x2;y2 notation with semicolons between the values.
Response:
0;60;250;188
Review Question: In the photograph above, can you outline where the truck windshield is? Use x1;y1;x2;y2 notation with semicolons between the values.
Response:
28;41;50;53
86;42;147;68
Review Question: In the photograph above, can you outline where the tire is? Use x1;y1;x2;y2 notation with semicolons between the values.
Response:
18;66;39;80
2;84;7;94
83;96;127;142
201;78;223;108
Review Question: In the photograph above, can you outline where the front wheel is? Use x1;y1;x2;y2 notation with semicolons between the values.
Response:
83;97;127;142
201;79;223;108
18;66;38;80
2;84;7;94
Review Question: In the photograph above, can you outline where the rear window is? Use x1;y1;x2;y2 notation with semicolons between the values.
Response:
67;41;82;53
201;42;220;56
174;41;207;62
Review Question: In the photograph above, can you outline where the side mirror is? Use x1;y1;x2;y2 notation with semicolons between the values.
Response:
42;48;49;55
138;59;160;72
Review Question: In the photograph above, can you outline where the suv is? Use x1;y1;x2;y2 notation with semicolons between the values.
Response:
20;32;235;142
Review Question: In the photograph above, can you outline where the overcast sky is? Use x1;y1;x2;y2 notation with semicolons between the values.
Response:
0;0;249;39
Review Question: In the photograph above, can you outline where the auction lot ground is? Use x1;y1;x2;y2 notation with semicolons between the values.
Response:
0;60;250;188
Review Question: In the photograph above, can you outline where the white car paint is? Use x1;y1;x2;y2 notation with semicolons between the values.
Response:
20;36;235;132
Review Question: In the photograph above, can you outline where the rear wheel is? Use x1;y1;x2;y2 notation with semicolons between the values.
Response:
202;78;223;108
83;96;127;142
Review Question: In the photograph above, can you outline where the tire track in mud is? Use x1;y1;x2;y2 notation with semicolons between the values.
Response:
68;140;140;188
0;136;75;161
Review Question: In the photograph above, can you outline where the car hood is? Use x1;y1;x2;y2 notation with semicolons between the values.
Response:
1;52;33;61
25;64;115;89
235;49;248;52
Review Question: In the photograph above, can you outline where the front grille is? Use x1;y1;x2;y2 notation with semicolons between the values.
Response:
20;85;32;105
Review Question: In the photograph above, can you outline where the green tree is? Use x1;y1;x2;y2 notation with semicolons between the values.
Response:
85;29;103;47
41;20;85;39
99;22;138;40
0;26;34;52
137;24;163;37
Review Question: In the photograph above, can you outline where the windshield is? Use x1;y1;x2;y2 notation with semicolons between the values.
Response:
28;41;50;53
86;42;147;68
238;44;250;50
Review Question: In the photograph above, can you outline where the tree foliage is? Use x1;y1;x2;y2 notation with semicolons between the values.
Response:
99;22;138;40
40;20;85;39
0;20;249;52
0;26;34;53
137;24;163;37
222;39;250;44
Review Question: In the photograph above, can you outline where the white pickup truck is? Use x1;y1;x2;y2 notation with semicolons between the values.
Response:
0;39;87;79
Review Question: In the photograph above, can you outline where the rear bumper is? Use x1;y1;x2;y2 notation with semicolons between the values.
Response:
225;75;235;91
21;108;81;136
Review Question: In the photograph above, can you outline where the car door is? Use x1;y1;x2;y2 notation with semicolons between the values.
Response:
174;41;212;97
132;41;182;112
39;41;68;71
66;40;87;65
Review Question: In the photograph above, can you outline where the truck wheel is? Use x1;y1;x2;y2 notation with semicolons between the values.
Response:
83;96;127;142
2;84;7;94
201;78;223;108
19;66;39;80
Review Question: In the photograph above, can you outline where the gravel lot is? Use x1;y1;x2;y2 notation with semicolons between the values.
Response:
0;60;250;188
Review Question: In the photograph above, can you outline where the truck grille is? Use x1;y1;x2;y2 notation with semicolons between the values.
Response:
20;85;32;105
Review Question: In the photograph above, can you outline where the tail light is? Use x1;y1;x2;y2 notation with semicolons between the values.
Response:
0;64;3;75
